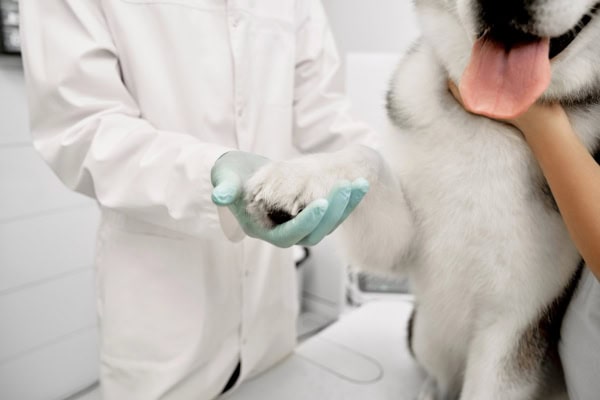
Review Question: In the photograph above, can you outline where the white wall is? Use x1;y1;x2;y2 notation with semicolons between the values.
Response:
0;57;100;400
323;0;420;55
323;0;421;134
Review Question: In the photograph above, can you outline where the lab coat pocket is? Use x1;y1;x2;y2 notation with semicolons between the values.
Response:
96;224;239;366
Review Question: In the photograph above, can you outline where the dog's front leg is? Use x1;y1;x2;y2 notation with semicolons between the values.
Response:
459;319;549;400
314;146;415;275
334;147;416;276
244;145;416;274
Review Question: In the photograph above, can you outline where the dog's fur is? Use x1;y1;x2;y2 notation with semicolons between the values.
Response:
245;1;600;398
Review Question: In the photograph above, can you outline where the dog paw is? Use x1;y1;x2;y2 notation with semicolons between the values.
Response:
244;155;340;228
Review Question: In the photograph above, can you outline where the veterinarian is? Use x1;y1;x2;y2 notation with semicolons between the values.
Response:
449;81;600;400
20;1;375;399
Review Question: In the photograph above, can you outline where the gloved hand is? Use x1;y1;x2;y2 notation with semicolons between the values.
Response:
211;151;369;248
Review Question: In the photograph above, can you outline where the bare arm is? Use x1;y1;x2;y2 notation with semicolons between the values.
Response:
514;104;600;280
449;81;600;280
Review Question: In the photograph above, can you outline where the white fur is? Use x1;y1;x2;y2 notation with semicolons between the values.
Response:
246;1;600;398
529;0;598;37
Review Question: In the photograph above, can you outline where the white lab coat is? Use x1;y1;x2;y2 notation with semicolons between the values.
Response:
19;0;374;399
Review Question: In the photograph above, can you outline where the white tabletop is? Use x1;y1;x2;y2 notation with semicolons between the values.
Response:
225;299;425;400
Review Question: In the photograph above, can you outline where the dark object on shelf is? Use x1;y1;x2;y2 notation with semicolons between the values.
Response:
0;0;20;55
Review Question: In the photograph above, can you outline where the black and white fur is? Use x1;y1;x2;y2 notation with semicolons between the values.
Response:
245;1;600;398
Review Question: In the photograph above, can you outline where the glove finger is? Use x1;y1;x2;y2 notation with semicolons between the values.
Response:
263;199;329;248
211;171;243;206
329;178;370;233
299;181;352;246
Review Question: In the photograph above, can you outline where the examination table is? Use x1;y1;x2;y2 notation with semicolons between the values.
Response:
225;300;425;399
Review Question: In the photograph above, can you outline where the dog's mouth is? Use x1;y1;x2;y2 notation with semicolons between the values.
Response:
458;3;599;120
480;2;600;59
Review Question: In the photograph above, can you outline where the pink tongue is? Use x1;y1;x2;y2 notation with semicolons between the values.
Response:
460;37;551;119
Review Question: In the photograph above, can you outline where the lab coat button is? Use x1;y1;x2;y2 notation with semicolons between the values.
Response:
231;16;241;28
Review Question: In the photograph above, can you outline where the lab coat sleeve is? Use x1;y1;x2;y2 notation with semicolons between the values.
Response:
293;0;379;154
19;0;236;237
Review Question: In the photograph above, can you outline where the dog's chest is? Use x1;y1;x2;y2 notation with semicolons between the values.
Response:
401;117;537;232
396;114;577;293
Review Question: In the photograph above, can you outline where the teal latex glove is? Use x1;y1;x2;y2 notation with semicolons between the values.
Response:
211;151;369;248
298;178;369;246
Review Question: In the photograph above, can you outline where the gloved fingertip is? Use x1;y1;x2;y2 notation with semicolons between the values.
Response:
352;178;370;194
211;184;239;205
312;198;329;213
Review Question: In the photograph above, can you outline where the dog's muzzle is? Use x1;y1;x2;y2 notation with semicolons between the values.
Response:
475;0;600;58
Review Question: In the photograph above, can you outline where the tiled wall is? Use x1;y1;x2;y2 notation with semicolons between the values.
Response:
0;58;100;400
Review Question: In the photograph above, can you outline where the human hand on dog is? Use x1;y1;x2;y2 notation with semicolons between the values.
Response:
211;151;369;248
448;79;569;139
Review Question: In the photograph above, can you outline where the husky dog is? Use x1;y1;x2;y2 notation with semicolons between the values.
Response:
245;0;600;398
